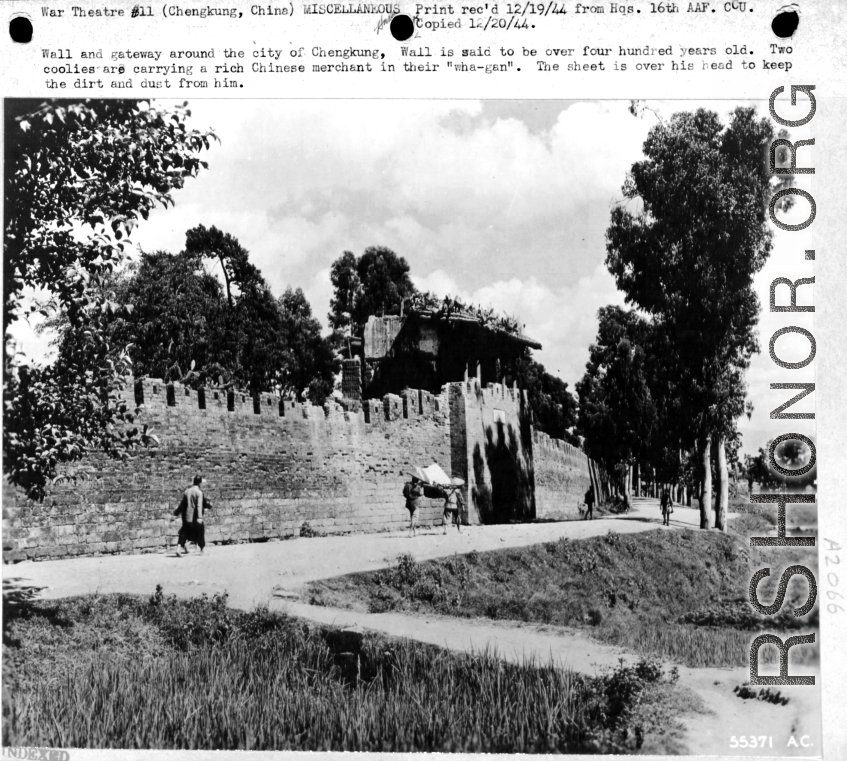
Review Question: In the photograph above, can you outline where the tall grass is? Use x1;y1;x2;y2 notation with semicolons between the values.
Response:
3;591;690;753
307;527;819;669
9;641;586;751
596;621;795;668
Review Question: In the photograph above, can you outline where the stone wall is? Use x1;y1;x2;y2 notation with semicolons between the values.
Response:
450;381;535;524
2;379;451;562
3;378;595;562
532;431;592;521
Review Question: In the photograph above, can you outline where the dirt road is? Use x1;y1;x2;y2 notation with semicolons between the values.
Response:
5;497;693;609
3;497;821;756
272;599;820;757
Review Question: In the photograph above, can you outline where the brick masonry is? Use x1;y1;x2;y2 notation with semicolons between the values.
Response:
532;431;593;520
2;378;593;562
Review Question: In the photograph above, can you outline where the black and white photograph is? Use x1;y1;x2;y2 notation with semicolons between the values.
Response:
1;93;825;755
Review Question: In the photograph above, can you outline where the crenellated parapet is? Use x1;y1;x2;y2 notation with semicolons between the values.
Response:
450;377;526;409
132;376;450;433
4;376;590;563
532;429;586;461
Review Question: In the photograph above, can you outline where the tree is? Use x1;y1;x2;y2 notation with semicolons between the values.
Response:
328;250;361;336
107;242;337;402
276;287;339;404
4;99;215;498
634;317;687;493
778;439;810;468
182;224;285;394
505;352;579;445
576;306;655;507
183;225;294;395
108;250;226;383
745;445;780;492
328;247;578;437
184;224;262;308
328;247;416;336
605;107;782;529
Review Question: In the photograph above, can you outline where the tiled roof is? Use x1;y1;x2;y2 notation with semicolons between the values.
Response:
411;309;542;350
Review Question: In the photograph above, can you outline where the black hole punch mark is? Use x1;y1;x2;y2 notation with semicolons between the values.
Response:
772;9;799;38
10;16;33;44
253;395;261;415
227;391;235;412
390;14;414;42
166;384;176;407
197;388;206;410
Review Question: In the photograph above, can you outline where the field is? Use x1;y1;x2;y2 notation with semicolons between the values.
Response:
3;502;816;751
307;511;819;669
3;589;700;753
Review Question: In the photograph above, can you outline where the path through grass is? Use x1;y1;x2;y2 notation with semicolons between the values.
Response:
307;516;818;669
3;589;699;753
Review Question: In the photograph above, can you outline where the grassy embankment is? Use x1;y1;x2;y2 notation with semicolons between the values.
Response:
3;588;700;753
307;505;818;669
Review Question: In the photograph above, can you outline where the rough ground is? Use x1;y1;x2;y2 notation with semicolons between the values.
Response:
4;499;692;609
4;497;822;756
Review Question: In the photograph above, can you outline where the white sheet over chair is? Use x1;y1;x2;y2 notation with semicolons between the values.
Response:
420;463;452;486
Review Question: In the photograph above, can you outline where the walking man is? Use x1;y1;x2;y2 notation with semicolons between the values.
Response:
583;487;595;520
442;485;463;534
660;487;674;526
403;475;424;538
177;475;207;554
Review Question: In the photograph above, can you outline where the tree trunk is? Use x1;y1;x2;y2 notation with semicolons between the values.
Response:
590;460;601;506
623;465;632;508
715;435;729;531
633;460;640;498
698;433;712;529
711;437;721;523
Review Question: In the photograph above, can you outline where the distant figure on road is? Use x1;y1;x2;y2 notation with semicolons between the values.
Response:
583;487;595;520
442;485;464;534
176;475;207;554
403;475;424;538
660;488;674;526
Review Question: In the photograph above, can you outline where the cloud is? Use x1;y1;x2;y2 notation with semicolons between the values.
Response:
136;99;651;297
128;98;809;456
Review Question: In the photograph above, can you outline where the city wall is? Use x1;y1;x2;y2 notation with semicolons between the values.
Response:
3;378;593;562
532;431;594;520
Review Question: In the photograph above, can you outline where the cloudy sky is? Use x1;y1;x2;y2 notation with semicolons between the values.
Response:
12;98;816;455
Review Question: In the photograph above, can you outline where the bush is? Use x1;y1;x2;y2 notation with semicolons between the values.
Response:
370;553;452;610
580;656;684;753
733;683;789;706
3;590;694;753
147;585;235;650
299;521;323;538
